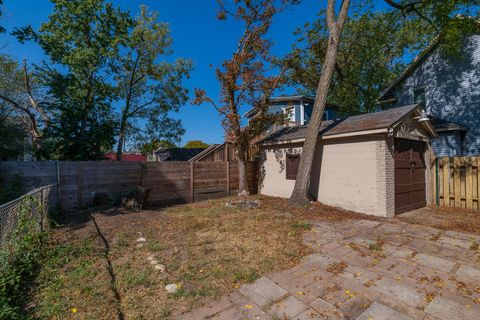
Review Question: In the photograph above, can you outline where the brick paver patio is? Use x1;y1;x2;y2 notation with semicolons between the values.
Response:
178;219;480;319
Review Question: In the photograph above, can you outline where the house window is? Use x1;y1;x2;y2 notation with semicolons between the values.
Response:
413;87;426;108
286;154;300;180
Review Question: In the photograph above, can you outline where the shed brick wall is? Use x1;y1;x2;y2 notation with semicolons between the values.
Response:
376;138;396;217
258;136;393;217
316;137;387;217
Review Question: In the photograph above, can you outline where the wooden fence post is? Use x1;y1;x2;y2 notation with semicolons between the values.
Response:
190;161;194;203
55;160;62;212
454;158;461;208
466;157;473;210
443;158;449;207
226;161;230;196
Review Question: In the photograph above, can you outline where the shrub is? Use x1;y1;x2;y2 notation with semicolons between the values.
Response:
0;195;46;318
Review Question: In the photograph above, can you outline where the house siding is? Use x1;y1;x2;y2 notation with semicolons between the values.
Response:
389;35;480;156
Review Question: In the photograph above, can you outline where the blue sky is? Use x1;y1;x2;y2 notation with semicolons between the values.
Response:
0;0;391;146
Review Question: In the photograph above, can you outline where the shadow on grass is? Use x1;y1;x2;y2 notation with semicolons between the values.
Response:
89;214;125;320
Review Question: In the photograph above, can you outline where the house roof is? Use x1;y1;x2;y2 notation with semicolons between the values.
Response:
243;95;346;118
155;148;206;161
257;104;436;145
188;144;221;162
379;38;440;100
243;95;315;118
428;116;468;132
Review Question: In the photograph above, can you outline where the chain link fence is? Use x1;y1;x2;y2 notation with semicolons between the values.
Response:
0;184;57;247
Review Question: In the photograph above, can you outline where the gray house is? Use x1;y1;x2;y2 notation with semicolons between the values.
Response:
244;95;343;126
379;35;480;156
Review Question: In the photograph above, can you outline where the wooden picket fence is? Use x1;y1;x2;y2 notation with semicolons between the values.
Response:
0;161;257;212
432;157;480;210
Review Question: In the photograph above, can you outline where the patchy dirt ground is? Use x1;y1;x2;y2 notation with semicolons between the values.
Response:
30;196;480;319
398;206;480;235
32;196;363;319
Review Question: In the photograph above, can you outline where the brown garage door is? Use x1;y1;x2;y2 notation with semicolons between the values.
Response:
394;138;426;214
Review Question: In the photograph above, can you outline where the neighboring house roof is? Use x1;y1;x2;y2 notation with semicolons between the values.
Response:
155;148;206;161
244;95;344;118
103;153;147;161
428;116;468;132
188;144;221;161
379;38;440;101
257;104;436;145
244;95;315;118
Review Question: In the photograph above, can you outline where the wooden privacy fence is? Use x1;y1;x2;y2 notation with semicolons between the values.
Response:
432;157;480;210
0;161;257;212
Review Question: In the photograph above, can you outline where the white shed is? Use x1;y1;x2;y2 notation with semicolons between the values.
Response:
257;105;437;218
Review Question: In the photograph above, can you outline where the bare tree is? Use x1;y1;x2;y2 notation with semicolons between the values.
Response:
0;58;49;151
289;0;350;206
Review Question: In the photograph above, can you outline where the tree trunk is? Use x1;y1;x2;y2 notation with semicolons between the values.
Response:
289;0;350;206
116;111;129;161
237;140;250;195
116;129;125;161
238;158;249;195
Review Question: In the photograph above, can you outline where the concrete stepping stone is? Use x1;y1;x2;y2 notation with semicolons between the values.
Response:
412;253;456;273
355;220;381;229
238;277;288;308
356;301;413;320
455;264;480;281
268;295;308;319
425;294;480;320
372;278;423;307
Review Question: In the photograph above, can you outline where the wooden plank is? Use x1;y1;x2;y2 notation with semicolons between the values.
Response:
77;163;83;209
226;161;230;196
477;158;480;202
431;158;436;205
466;157;473;209
454;158;461;208
442;158;450;207
190;161;194;203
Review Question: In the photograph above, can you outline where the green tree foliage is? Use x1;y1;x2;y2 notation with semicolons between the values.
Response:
0;0;5;33
14;0;132;160
288;0;479;113
0;105;29;161
384;1;480;55
139;139;176;157
115;6;191;160
183;140;209;149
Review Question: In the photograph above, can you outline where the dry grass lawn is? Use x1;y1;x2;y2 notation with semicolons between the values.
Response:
32;196;480;319
33;196;367;319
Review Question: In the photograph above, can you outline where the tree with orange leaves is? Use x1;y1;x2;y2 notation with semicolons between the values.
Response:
194;0;299;195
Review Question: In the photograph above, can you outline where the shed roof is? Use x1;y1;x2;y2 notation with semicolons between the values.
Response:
258;105;435;145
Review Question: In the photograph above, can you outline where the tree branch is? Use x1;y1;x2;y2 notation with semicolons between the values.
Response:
23;59;50;124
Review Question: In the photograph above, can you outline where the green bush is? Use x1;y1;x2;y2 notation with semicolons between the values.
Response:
0;196;46;319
